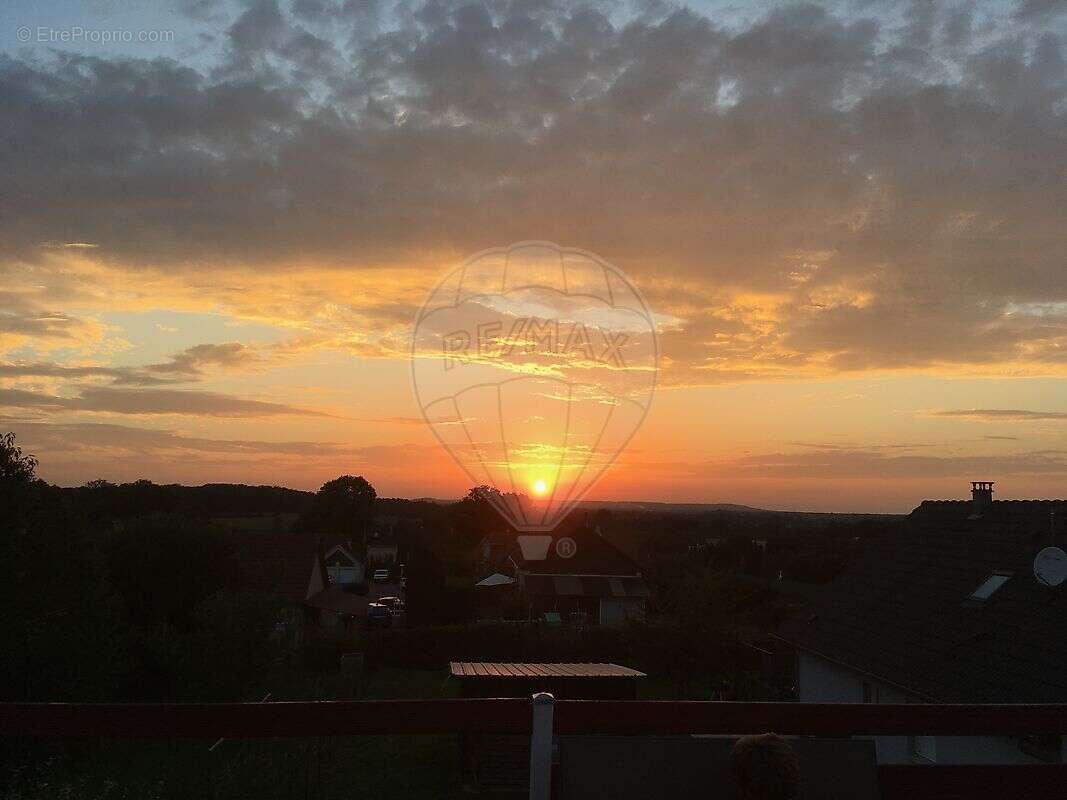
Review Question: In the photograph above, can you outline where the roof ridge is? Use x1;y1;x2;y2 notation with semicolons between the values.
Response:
919;498;1067;504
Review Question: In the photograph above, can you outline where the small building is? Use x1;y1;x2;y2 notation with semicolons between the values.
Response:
450;662;645;794
450;661;645;699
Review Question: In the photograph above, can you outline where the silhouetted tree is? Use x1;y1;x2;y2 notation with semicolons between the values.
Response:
0;431;37;490
405;524;474;625
299;475;377;540
449;485;511;545
0;436;130;702
70;479;313;520
107;515;237;633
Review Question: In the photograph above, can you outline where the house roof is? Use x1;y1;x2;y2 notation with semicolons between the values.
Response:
514;529;642;577
523;574;649;599
777;499;1067;703
449;662;644;679
476;572;517;587
225;531;354;604
324;544;360;566
304;586;374;616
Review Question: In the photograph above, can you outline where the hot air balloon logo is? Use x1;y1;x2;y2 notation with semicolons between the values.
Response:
412;242;659;531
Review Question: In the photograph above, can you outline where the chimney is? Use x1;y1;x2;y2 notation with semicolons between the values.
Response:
971;481;994;517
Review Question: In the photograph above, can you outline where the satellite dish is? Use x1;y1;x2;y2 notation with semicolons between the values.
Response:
1034;546;1067;587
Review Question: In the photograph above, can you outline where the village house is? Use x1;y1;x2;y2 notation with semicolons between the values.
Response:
227;531;370;641
777;482;1067;765
474;527;649;625
366;513;416;568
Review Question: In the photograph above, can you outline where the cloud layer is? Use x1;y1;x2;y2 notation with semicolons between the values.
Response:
1;0;1065;381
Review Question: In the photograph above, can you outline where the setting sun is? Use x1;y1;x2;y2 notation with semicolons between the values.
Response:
532;479;549;497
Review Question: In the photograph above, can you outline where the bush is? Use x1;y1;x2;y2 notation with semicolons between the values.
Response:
300;639;347;671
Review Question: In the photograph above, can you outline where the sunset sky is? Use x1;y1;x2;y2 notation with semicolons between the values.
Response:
2;0;1066;511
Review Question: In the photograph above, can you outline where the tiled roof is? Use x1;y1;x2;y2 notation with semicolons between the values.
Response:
226;531;352;603
449;662;645;678
777;500;1067;702
515;529;642;576
523;574;649;598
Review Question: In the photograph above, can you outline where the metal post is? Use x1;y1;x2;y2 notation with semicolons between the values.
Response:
529;692;555;800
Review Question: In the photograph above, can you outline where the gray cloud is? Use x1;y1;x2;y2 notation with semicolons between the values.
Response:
1;342;273;387
0;418;447;486
932;409;1067;421
0;290;97;343
0;362;128;380
2;418;341;456
0;420;436;460
0;361;181;386
0;1;1065;378
0;386;325;417
1015;0;1067;21
717;447;1067;480
146;342;265;378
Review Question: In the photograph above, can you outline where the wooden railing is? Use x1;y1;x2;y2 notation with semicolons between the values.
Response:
3;700;1066;799
4;699;1067;738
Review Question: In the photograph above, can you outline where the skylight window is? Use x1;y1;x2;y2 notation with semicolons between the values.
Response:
968;572;1012;602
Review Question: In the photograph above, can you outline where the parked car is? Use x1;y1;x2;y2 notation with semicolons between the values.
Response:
377;596;404;611
372;569;390;582
365;603;392;628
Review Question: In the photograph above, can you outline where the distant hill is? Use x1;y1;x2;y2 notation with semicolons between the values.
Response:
576;499;903;521
415;496;901;518
53;480;904;526
577;499;765;513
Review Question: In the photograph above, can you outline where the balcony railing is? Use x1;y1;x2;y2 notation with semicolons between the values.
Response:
3;699;1066;799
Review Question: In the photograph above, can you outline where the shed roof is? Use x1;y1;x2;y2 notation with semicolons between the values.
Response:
449;662;645;679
